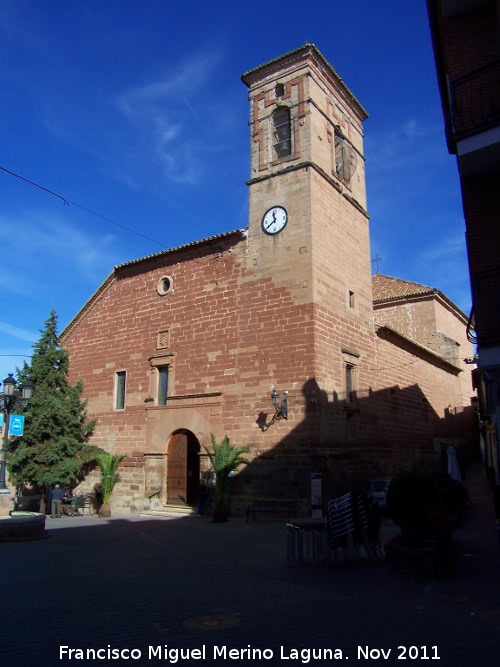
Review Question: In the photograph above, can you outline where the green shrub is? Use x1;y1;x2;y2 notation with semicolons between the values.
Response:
386;470;467;546
202;434;249;521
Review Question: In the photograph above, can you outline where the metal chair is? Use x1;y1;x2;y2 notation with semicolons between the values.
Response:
326;493;359;563
81;495;95;516
354;493;383;560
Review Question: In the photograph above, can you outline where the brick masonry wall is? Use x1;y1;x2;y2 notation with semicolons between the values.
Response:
64;228;475;514
65;233;319;512
463;174;500;346
373;297;474;405
440;4;497;81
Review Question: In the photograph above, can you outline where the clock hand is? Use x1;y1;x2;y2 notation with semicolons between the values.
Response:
265;211;277;230
265;214;277;230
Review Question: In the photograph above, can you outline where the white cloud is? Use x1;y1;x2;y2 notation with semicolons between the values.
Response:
0;213;119;292
367;118;445;172
0;321;37;343
367;118;469;313
113;49;224;186
117;52;222;116
419;234;465;265
19;42;229;193
0;323;36;383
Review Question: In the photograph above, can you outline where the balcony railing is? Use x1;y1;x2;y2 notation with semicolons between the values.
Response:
450;61;500;141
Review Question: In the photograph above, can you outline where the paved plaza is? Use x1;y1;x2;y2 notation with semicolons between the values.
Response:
1;464;499;667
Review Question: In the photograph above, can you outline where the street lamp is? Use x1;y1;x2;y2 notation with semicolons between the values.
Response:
0;374;34;490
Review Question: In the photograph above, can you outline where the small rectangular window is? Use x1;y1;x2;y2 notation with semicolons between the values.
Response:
345;364;355;402
275;83;285;97
342;349;359;406
349;291;355;308
115;371;126;410
158;366;169;406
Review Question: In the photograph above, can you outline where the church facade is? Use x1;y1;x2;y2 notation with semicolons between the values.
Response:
62;45;475;514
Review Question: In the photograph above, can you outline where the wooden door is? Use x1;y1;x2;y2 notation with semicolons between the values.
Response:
167;432;187;503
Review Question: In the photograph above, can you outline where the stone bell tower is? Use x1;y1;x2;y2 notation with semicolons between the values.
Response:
241;45;372;391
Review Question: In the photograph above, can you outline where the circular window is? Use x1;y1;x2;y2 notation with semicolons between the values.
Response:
156;275;173;296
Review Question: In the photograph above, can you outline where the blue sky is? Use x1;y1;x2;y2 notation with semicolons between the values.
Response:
0;0;469;385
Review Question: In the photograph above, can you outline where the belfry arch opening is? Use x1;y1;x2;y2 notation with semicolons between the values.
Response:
166;429;200;505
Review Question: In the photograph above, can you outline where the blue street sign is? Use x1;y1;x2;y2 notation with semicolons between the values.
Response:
9;415;24;436
0;414;3;429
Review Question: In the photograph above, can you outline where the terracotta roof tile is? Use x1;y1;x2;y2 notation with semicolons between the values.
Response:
115;229;246;269
372;273;437;303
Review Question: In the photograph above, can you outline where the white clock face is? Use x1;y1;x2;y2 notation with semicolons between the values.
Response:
261;206;288;235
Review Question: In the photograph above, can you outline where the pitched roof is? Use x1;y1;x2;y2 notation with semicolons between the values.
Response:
62;229;247;339
115;228;246;270
372;273;468;322
241;43;368;120
372;273;438;303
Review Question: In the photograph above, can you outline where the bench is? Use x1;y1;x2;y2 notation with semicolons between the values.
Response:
246;499;297;522
65;495;86;516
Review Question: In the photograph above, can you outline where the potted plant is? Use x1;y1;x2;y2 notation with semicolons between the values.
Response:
203;434;249;522
95;452;126;517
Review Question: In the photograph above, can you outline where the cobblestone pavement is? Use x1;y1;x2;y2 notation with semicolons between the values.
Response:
1;464;499;667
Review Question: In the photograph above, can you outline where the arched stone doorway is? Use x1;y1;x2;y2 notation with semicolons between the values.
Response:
166;430;200;505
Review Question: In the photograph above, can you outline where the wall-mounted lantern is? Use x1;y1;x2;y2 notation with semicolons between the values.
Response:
271;389;288;421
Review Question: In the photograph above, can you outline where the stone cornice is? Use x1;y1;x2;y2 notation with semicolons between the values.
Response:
375;324;463;375
247;160;370;220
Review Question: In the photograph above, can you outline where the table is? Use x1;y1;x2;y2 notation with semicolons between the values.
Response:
286;518;329;566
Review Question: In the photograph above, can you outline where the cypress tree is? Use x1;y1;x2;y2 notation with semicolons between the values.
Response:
7;309;98;506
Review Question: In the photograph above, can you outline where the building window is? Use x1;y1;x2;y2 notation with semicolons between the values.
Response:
272;107;291;160
334;133;357;183
348;290;355;308
156;275;173;296
158;366;169;406
149;353;175;404
345;364;355;402
341;348;360;404
115;371;126;410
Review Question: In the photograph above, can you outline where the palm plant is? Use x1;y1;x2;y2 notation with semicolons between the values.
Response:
203;434;249;522
95;452;126;517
